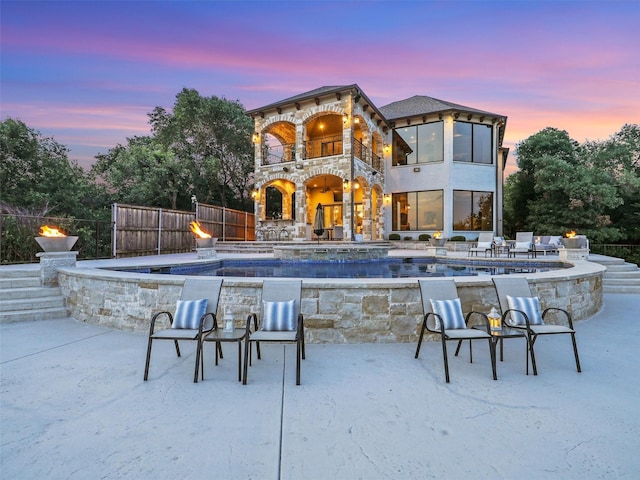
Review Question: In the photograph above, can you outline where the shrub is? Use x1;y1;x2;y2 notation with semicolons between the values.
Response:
418;234;431;241
403;236;412;241
389;233;401;240
449;235;467;242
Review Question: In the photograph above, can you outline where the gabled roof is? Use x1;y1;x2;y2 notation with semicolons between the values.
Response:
379;95;504;121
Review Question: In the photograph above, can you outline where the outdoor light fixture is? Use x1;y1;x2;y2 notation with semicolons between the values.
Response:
251;132;260;143
282;166;289;172
383;144;390;154
251;189;259;200
354;117;360;124
295;163;304;169
413;167;421;172
342;113;349;124
343;178;350;191
383;194;391;204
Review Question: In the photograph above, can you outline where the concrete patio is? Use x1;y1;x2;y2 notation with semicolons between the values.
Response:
1;292;639;479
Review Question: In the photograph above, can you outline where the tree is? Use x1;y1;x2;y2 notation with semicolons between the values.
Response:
93;137;192;210
0;118;105;219
148;88;255;210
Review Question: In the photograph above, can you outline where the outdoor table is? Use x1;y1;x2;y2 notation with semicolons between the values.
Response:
492;243;511;257
472;324;527;378
202;327;247;381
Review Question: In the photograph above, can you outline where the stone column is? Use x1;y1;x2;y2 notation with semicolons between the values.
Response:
36;251;79;287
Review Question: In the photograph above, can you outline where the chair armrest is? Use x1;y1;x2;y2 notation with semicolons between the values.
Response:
245;313;258;336
542;307;574;329
149;311;171;335
502;308;535;332
297;313;304;338
424;312;445;334
465;311;490;329
200;312;216;333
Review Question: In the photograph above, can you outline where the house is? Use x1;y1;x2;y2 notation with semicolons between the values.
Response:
246;84;507;241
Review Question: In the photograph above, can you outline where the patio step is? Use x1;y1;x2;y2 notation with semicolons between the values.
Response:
592;257;640;294
0;268;69;323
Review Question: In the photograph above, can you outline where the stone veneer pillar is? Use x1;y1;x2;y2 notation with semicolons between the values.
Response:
36;251;79;287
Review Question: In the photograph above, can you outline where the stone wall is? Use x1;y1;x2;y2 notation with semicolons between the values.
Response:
58;260;604;342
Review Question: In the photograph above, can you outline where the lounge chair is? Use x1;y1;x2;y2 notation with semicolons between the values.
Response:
144;278;223;383
243;279;305;385
508;231;535;258
492;277;581;375
468;232;494;257
415;279;496;382
533;235;562;255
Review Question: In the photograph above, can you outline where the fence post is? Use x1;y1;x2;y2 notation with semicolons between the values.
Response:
157;208;162;255
223;207;226;242
112;203;118;258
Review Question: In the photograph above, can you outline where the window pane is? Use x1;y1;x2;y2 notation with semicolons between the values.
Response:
417;190;443;229
473;124;492;164
417;122;444;163
392;193;409;230
396;127;417;164
473;192;493;230
453;122;472;162
453;190;472;230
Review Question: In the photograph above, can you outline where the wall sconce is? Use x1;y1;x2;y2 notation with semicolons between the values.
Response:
343;178;350;191
251;132;260;143
342;113;349;124
383;144;390;154
354;181;360;189
282;166;289;172
250;189;259;200
413;167;421;172
354;117;360;124
383;194;391;204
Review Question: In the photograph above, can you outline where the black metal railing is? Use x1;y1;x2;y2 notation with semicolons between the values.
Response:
305;135;343;159
262;143;296;165
354;138;383;173
591;244;640;266
1;214;113;264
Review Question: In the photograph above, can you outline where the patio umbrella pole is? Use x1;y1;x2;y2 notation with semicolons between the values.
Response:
313;203;325;245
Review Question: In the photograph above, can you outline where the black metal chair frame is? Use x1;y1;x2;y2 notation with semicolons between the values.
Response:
492;277;581;376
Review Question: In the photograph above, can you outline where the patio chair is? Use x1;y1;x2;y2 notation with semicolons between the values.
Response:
468;232;494;257
415;279;496;383
508;231;535;258
144;278;223;383
492;277;581;375
243;279;305;385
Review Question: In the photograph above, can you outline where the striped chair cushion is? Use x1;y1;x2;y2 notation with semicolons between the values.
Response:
171;299;208;329
506;295;544;326
430;298;466;330
262;299;296;331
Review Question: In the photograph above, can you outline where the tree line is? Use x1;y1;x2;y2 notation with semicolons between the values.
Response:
2;87;638;247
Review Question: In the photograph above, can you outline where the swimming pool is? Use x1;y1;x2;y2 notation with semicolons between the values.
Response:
116;257;566;279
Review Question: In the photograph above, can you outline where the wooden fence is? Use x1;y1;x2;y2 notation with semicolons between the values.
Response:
112;203;255;258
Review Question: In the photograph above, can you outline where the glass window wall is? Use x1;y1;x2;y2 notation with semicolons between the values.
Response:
453;190;493;231
392;190;443;231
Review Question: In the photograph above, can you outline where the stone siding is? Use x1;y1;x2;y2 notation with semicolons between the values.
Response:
58;261;604;343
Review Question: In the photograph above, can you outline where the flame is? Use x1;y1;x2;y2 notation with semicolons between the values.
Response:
433;231;441;239
39;225;67;237
189;221;212;239
566;230;577;238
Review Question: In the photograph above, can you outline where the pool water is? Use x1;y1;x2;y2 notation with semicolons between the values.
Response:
126;258;563;279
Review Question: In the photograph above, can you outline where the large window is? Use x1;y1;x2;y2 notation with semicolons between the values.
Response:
392;121;443;166
392;190;443;231
453;122;492;164
453;190;493;231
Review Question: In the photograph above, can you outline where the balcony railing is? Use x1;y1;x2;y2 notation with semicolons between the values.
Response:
304;135;343;160
354;138;383;173
262;143;295;165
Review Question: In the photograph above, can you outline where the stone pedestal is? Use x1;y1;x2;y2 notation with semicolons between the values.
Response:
36;251;78;286
196;247;217;259
559;248;589;261
425;246;448;257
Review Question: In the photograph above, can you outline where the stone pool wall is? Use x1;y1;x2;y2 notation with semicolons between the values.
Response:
58;260;604;343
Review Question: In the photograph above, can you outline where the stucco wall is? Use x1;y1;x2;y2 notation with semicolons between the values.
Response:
58;260;604;343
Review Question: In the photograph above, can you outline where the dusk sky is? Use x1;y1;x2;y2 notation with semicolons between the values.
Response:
2;0;639;176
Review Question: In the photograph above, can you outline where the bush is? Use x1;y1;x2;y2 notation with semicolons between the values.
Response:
388;233;401;240
418;234;431;241
449;235;467;242
404;236;412;240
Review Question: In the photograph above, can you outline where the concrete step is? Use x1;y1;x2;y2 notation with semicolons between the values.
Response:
602;277;640;286
0;286;62;301
603;263;640;273
0;306;69;323
603;285;640;294
0;268;39;278
0;277;41;289
0;294;66;312
604;270;640;279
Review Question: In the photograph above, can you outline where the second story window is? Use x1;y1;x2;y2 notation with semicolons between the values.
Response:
392;121;443;166
453;121;492;164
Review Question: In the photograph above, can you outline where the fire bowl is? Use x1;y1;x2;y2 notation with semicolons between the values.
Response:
561;237;586;249
429;238;447;247
195;237;218;249
35;236;79;252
